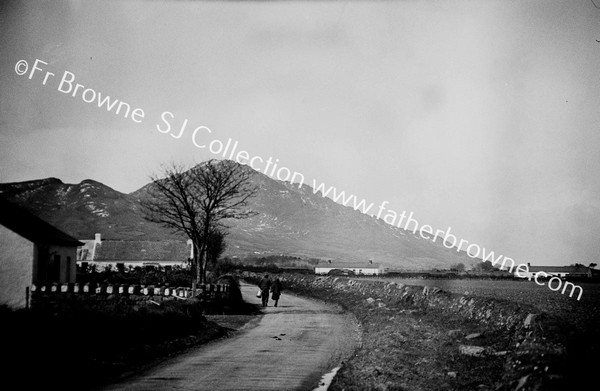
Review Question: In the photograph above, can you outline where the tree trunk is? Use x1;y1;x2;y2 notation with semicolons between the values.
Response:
200;218;211;284
198;242;207;284
191;254;196;295
196;253;201;287
192;242;201;293
201;244;208;284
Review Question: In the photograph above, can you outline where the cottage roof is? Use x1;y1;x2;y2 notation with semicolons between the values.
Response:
93;240;191;262
0;196;83;247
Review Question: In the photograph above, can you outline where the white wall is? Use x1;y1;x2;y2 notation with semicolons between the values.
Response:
0;225;34;309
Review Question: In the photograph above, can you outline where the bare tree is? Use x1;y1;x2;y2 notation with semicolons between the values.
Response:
141;159;256;287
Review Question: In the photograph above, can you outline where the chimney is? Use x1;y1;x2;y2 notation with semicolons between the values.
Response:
95;233;101;243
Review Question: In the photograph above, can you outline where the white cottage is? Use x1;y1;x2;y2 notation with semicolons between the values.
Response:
0;197;82;308
77;233;193;269
315;261;385;276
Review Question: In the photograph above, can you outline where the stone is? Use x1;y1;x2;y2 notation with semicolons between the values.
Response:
423;286;441;295
524;313;538;328
447;371;457;378
366;297;376;304
458;345;486;357
465;333;482;340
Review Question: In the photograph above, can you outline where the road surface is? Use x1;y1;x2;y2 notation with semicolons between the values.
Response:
102;282;359;391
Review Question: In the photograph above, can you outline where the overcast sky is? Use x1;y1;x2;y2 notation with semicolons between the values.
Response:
2;0;600;267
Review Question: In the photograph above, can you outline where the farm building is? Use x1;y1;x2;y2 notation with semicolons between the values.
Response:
0;197;82;308
315;261;385;276
77;233;193;269
515;263;594;279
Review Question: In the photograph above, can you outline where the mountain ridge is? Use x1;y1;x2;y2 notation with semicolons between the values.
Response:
0;162;477;269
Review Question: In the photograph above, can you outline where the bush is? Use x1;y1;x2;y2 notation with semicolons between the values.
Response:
77;264;193;286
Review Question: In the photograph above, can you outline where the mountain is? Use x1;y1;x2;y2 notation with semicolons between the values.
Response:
0;163;477;270
0;177;176;241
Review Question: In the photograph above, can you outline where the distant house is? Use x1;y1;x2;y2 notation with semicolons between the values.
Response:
515;263;594;279
0;197;82;309
315;261;385;276
77;233;193;269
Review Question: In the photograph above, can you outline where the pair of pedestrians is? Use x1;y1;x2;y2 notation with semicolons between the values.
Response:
257;274;282;307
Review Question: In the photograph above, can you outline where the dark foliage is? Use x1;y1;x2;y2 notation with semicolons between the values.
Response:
2;300;225;390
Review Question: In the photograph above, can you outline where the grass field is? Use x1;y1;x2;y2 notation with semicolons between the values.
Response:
367;277;600;332
356;277;600;389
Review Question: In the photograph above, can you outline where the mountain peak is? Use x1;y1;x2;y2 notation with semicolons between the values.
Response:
1;169;478;270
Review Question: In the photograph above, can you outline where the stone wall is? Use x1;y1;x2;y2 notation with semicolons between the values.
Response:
245;272;536;331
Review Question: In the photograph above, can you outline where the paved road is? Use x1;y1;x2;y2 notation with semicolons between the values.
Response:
102;282;358;391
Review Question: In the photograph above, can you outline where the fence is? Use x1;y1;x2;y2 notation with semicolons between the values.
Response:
30;282;230;301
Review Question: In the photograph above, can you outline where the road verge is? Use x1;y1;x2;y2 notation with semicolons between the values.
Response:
242;272;571;390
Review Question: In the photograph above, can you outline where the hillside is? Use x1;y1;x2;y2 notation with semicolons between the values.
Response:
0;178;178;241
0;163;476;270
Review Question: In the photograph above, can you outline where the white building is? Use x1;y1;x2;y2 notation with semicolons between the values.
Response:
0;197;82;308
315;261;385;276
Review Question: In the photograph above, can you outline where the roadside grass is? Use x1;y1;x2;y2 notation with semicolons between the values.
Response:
245;273;575;391
330;306;511;391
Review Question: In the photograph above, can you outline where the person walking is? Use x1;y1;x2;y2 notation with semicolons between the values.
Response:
258;274;272;307
271;278;283;307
